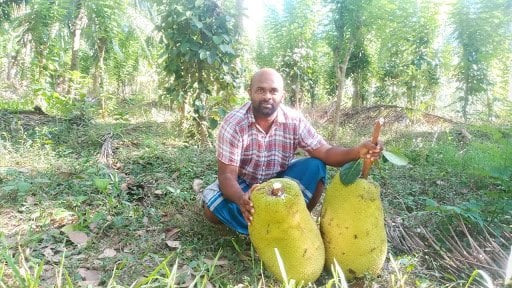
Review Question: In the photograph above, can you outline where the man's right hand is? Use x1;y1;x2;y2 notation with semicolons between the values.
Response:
239;184;258;224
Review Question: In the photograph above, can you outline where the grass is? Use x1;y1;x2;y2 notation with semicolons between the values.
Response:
1;96;511;287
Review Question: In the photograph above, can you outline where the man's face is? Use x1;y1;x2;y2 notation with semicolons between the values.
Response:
249;70;285;118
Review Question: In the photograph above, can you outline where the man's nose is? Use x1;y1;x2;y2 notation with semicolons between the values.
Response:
262;90;272;99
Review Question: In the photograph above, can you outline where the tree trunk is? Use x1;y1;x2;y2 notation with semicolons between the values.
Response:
195;65;211;147
93;38;107;98
508;58;512;101
485;93;494;121
93;38;107;118
67;1;87;96
235;0;244;34
351;74;361;108
36;44;49;80
462;62;470;123
6;52;19;82
332;40;354;140
70;2;87;72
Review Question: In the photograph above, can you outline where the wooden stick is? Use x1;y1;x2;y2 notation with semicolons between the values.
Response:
361;118;384;179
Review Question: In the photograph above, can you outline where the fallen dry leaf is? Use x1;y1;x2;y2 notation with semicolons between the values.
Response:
78;268;100;286
89;221;98;232
98;248;117;259
203;258;229;266
71;254;86;260
123;244;135;253
192;179;203;193
51;209;78;228
42;247;61;263
176;265;195;287
166;240;181;249
25;196;35;204
66;231;89;246
164;227;180;240
43;247;54;258
120;183;129;191
153;189;164;195
238;252;251;261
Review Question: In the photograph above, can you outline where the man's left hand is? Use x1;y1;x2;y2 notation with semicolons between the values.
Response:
359;140;383;161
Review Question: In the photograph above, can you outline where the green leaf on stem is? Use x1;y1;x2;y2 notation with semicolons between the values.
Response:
339;159;363;185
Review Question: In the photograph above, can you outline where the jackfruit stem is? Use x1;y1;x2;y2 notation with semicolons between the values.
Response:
362;118;384;179
271;182;284;197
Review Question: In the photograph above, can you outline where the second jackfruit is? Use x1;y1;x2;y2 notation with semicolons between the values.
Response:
320;173;387;280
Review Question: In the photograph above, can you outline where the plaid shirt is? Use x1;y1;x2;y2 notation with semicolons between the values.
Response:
217;102;326;184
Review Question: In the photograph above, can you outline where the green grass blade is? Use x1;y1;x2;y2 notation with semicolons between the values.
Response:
166;258;179;288
32;259;45;288
330;259;348;288
274;248;289;286
0;250;25;287
131;254;173;288
64;270;74;288
505;248;512;287
464;269;494;288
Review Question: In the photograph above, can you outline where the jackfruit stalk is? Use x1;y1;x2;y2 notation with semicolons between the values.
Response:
249;178;325;284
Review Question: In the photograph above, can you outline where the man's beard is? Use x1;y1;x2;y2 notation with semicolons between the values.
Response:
253;100;279;117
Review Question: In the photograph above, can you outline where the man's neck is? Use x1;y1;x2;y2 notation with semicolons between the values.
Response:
254;113;277;134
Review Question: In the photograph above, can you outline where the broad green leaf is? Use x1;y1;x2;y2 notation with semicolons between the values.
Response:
339;159;363;185
208;117;219;130
213;35;223;44
199;50;207;60
382;150;409;166
219;44;228;53
61;224;79;234
207;53;216;64
425;198;438;209
16;181;31;193
192;17;203;29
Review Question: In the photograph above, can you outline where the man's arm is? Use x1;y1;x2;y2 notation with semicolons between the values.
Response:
217;160;255;223
308;141;382;167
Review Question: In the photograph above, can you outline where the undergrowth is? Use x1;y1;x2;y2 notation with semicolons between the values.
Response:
1;97;511;287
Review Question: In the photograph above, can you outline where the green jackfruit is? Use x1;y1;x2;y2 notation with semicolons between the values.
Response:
320;173;387;280
249;178;325;284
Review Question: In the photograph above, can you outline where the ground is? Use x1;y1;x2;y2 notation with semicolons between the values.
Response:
0;103;510;287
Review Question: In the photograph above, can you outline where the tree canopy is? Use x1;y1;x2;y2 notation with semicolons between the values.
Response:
0;0;510;128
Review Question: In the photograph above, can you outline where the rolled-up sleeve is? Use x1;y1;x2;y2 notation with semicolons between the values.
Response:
217;120;242;166
298;115;326;152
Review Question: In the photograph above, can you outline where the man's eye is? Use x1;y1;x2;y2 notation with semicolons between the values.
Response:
256;88;265;94
270;89;278;94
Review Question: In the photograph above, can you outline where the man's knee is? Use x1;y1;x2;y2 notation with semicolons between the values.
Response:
203;205;222;225
308;157;327;174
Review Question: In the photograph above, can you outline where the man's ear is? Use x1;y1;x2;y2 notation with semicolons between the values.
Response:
280;90;286;102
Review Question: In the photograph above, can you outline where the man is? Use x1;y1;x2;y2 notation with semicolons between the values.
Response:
203;68;382;235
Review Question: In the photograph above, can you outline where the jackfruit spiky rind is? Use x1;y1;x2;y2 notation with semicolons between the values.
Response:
249;178;325;284
320;173;387;280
